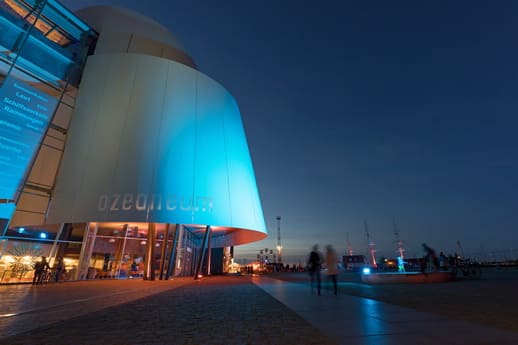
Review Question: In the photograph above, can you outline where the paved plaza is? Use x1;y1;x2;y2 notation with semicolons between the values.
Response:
0;270;517;344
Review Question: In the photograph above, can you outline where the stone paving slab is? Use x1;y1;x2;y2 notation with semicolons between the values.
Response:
2;272;518;345
252;274;518;345
0;278;194;338
1;276;337;345
268;269;518;332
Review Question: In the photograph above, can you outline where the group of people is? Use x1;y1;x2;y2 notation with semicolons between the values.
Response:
306;243;455;294
421;243;467;272
32;256;66;285
307;244;339;295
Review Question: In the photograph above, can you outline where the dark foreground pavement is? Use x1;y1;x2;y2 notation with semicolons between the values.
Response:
0;276;336;345
1;270;518;344
272;268;518;332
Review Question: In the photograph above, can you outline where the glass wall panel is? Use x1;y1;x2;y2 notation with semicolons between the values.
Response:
0;0;97;87
0;222;85;283
86;223;179;279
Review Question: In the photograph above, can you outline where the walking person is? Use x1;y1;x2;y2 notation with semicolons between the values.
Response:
32;256;50;285
325;245;339;295
307;245;323;295
421;243;439;273
54;258;65;282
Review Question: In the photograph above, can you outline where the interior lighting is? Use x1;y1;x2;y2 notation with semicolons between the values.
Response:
22;256;32;264
3;0;73;46
0;313;16;318
362;267;371;275
3;255;14;263
39;232;47;239
18;227;25;233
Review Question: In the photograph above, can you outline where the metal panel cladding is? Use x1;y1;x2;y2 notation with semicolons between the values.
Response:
46;53;267;246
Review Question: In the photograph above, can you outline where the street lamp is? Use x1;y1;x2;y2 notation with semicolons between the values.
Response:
276;216;282;263
276;245;282;263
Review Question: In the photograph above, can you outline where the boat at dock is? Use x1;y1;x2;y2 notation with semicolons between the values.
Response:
361;270;455;284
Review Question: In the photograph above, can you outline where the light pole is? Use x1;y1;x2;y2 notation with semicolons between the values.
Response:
276;216;282;264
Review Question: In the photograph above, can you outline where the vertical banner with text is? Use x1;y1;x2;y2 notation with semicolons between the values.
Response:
0;77;58;223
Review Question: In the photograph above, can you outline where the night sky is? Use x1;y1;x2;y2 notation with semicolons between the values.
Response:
65;0;518;264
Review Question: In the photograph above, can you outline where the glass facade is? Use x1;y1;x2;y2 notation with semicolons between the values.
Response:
0;0;96;87
81;223;201;280
0;222;216;283
0;223;84;283
0;0;97;230
0;0;97;283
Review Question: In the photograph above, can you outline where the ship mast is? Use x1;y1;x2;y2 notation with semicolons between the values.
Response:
456;240;464;259
364;220;377;267
346;232;353;256
393;220;405;259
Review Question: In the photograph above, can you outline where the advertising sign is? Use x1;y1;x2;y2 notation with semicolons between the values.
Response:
0;77;58;220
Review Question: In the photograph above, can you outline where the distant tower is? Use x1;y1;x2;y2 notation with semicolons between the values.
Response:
393;220;405;259
364;220;377;267
346;232;353;256
276;216;282;263
456;240;464;258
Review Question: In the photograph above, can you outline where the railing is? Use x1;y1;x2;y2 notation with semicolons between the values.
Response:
0;269;33;283
451;259;482;279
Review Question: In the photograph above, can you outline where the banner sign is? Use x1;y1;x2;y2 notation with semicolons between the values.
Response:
0;77;58;219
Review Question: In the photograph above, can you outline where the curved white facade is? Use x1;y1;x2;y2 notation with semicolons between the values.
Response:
47;8;267;247
76;6;196;69
76;6;184;51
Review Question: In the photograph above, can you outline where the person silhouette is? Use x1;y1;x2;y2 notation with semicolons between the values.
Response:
325;245;339;295
33;256;50;285
421;243;439;272
54;258;65;282
307;245;323;295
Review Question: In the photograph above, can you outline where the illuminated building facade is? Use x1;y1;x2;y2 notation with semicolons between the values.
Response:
0;2;266;283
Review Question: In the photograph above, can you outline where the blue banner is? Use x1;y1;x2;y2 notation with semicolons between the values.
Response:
0;77;58;220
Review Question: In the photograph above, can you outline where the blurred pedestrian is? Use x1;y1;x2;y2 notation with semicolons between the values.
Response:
325;245;338;295
54;258;65;282
33;256;50;285
307;245;322;295
130;261;138;278
421;243;439;272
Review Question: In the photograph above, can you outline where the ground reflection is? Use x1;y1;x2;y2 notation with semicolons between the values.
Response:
359;297;388;336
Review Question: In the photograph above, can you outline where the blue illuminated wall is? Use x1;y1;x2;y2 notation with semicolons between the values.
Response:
47;53;267;246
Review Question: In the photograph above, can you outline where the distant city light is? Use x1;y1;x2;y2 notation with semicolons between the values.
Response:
39;232;47;239
362;267;371;275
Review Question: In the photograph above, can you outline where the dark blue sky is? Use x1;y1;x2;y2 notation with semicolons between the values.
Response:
66;0;518;263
